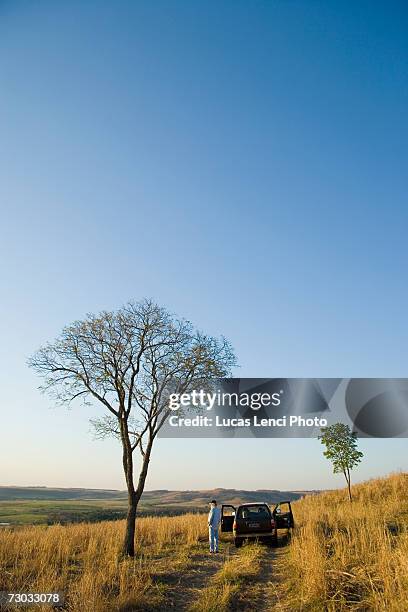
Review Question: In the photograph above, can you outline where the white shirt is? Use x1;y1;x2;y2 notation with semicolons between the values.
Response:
208;505;221;528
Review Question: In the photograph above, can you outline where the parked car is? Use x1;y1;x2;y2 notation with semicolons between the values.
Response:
220;501;294;547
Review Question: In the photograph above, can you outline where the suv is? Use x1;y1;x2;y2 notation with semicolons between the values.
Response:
220;501;294;547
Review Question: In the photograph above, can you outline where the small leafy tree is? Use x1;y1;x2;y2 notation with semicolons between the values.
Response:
319;423;363;502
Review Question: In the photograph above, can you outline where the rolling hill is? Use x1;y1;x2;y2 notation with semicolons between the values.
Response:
0;485;318;525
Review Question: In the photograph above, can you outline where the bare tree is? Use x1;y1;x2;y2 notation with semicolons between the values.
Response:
29;299;236;556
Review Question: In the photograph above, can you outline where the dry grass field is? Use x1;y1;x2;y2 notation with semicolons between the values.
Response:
0;514;211;611
1;472;407;611
284;472;408;611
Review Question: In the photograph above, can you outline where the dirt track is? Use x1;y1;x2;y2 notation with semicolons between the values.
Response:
162;533;290;611
230;535;288;612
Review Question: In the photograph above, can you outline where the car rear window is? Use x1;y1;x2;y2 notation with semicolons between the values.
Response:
237;505;270;519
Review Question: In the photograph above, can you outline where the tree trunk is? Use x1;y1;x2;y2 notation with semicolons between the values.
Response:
124;492;137;557
346;467;352;502
121;419;154;557
344;468;352;502
121;417;137;557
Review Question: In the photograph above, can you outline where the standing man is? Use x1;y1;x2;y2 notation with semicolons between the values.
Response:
208;499;221;553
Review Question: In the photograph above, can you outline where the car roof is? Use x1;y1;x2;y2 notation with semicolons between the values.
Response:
238;502;269;507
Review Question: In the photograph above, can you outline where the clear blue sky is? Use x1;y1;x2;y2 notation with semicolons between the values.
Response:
1;0;407;491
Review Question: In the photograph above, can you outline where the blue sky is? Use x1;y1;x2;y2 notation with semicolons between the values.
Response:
1;0;407;491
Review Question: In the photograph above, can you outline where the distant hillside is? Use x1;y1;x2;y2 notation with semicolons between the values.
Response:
0;487;125;501
0;486;320;524
141;488;316;510
0;486;317;507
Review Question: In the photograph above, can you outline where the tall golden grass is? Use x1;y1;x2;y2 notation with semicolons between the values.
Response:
0;513;208;611
2;473;407;611
285;472;408;611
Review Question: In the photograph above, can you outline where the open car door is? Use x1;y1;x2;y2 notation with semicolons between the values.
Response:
273;501;294;529
221;504;236;532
